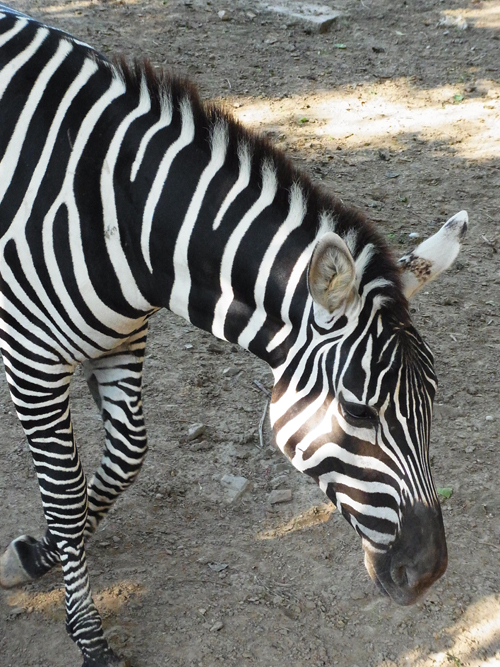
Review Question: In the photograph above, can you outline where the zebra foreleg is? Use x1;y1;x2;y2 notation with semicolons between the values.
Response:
1;328;149;595
0;370;122;665
82;325;149;539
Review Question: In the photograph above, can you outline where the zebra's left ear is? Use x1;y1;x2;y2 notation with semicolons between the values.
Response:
398;210;468;299
308;232;358;313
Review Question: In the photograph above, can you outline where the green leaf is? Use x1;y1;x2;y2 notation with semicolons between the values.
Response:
298;117;309;124
453;93;464;104
437;487;453;499
334;44;347;49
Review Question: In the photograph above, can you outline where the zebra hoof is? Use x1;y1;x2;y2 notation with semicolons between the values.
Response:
0;536;37;588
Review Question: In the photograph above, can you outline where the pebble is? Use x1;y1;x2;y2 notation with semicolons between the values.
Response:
223;366;240;377
218;10;229;21
408;232;421;239
269;489;293;504
220;474;252;502
187;423;207;441
270;474;289;489
485;415;494;421
260;3;343;34
465;445;475;454
9;607;23;618
210;621;224;632
208;563;228;572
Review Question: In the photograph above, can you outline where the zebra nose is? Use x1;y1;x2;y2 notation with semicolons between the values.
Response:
389;501;448;601
364;500;448;605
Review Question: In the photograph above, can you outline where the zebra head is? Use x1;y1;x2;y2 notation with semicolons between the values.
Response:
271;211;467;606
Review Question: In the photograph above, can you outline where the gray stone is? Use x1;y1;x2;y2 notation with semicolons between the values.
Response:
270;474;289;489
269;489;293;504
220;474;252;502
259;2;343;33
223;366;240;377
210;620;224;632
187;423;207;441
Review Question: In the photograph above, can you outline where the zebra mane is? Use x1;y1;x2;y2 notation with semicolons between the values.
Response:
112;57;412;330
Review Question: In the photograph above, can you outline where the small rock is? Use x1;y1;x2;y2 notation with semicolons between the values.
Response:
270;474;289;489
269;489;293;504
112;536;121;544
485;415;494;421
218;10;229;21
223;366;240;377
208;563;228;572
261;3;343;34
220;474;252;502
9;607;23;618
187;423;207;441
210;621;224;632
408;232;421;239
207;342;223;354
465;445;475;454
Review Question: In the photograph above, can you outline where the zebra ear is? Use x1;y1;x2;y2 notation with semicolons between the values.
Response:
308;232;357;313
398;211;468;299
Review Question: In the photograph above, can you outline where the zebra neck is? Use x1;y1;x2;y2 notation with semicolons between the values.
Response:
160;158;315;366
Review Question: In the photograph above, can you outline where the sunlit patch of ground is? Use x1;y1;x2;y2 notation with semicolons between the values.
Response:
39;0;141;16
442;4;500;30
393;594;500;667
257;503;335;540
5;580;145;620
232;78;500;162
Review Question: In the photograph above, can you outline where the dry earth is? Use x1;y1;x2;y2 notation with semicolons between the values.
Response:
1;1;500;666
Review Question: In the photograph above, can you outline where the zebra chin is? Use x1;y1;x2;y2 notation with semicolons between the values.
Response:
362;501;448;606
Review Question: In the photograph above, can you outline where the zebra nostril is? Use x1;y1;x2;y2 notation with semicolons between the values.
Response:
391;562;409;587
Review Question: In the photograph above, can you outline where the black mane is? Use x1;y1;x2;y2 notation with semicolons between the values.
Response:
114;57;412;331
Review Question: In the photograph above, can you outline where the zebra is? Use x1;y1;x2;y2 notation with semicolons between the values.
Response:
0;6;467;667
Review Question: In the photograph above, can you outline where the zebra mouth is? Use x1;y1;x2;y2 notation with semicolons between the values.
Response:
362;502;448;606
364;551;427;606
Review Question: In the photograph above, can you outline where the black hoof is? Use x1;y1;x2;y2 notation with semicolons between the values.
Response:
0;536;38;588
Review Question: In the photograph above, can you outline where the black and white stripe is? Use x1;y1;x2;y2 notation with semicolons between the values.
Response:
0;6;463;665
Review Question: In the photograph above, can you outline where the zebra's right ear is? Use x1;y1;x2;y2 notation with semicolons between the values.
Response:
308;233;357;313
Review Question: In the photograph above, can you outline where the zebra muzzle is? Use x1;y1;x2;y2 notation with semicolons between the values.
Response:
363;501;448;606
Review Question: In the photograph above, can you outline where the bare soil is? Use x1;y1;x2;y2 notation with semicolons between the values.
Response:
1;1;500;666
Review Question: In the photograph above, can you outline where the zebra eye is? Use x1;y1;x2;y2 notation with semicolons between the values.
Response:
339;399;379;426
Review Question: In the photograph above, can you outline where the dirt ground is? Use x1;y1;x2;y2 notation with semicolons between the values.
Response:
1;0;500;665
